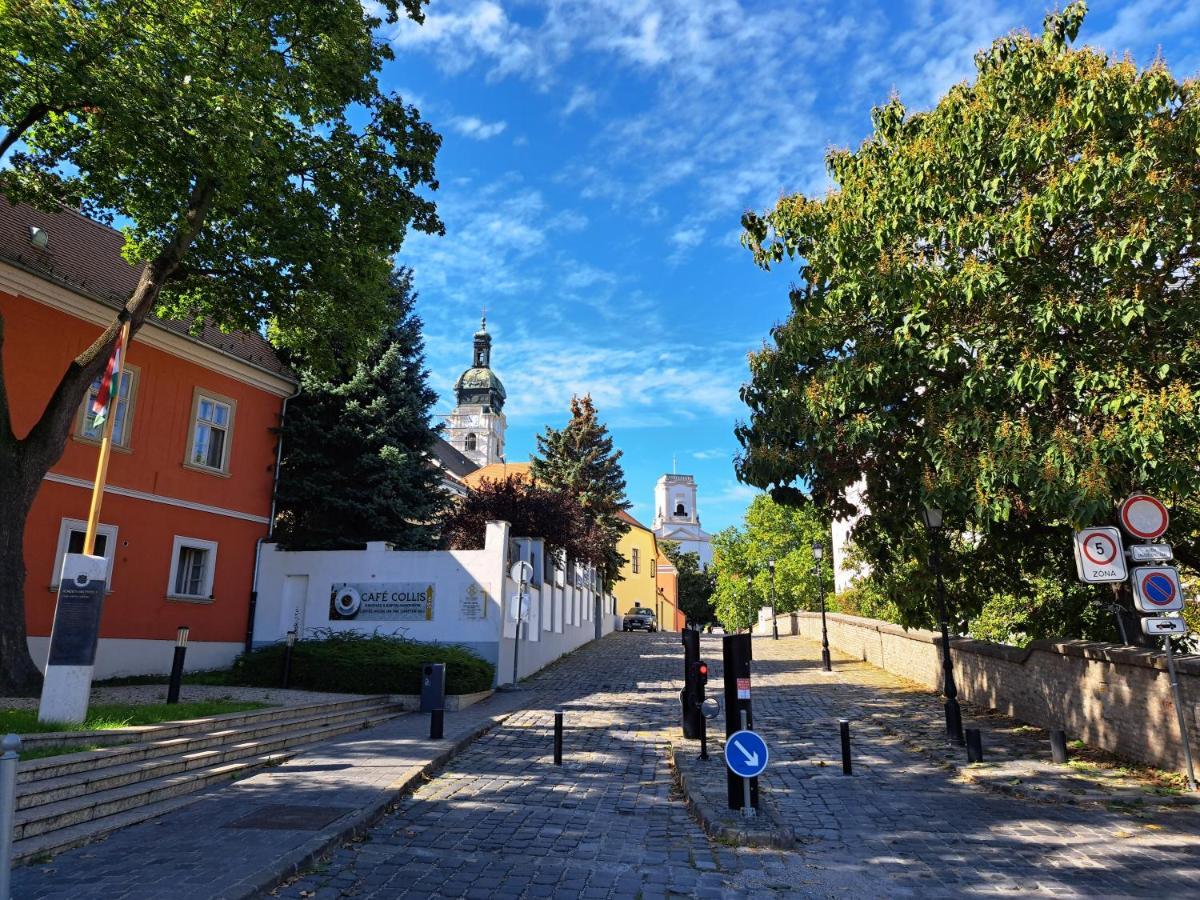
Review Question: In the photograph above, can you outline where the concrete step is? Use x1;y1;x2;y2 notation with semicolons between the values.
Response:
17;694;392;753
10;707;407;863
17;697;397;784
15;708;403;811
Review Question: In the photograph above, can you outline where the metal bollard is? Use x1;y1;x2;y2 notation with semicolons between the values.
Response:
840;719;852;775
554;710;563;765
1;734;20;900
966;728;984;763
280;630;297;690
1049;729;1068;764
166;625;189;704
430;708;444;740
698;713;709;761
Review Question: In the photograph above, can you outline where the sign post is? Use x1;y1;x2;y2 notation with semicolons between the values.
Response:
1158;630;1198;792
507;560;533;690
38;554;107;724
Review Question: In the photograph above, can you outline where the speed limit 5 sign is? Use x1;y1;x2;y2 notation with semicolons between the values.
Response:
1073;527;1128;584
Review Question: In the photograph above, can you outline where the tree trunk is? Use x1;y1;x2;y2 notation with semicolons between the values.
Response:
0;442;44;694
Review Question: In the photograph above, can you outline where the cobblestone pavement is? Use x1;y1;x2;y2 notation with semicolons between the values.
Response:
274;633;1200;900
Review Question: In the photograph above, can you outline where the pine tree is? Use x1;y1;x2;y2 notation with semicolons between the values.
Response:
531;395;630;585
273;271;446;549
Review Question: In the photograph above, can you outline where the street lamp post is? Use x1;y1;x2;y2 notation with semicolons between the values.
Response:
813;543;831;671
768;558;778;640
745;574;755;634
922;506;965;746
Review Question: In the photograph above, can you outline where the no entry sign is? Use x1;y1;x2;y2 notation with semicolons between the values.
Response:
1119;494;1170;541
1073;527;1127;583
1131;566;1184;613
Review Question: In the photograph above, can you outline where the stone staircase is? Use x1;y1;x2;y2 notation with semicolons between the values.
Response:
11;695;404;864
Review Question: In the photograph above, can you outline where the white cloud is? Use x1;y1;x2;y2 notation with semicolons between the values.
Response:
446;115;508;140
692;449;729;461
563;85;597;117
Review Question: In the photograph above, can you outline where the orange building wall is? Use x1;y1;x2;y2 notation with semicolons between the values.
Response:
2;289;285;645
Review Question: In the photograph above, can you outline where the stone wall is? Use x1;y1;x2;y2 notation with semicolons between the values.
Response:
766;612;1200;775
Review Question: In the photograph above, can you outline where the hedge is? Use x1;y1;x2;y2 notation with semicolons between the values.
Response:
231;632;495;695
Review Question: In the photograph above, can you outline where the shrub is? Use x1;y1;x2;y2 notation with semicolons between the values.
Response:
230;632;495;695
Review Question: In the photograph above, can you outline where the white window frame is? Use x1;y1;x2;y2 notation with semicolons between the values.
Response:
75;363;141;450
632;547;640;574
166;535;219;602
51;518;118;589
184;388;236;475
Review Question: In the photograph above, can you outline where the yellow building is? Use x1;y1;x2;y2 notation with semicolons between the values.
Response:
615;511;680;632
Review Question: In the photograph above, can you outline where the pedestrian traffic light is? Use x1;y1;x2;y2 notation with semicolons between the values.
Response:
693;660;709;688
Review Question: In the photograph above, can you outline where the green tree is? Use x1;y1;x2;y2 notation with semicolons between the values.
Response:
736;2;1199;632
0;0;442;692
709;494;832;631
273;272;445;550
531;395;630;586
660;541;716;625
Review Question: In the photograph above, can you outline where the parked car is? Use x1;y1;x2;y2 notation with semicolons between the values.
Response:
623;607;658;632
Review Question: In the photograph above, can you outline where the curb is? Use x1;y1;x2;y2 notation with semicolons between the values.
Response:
227;709;517;899
669;748;795;850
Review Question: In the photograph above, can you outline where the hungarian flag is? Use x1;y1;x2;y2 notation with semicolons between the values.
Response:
90;328;125;429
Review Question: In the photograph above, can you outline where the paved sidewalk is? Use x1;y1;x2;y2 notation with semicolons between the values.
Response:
10;690;531;900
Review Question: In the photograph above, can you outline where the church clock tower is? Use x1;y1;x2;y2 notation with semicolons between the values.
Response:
445;316;507;467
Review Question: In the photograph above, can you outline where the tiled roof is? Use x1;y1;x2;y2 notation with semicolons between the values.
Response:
460;461;533;490
430;437;480;479
617;509;652;532
0;198;294;381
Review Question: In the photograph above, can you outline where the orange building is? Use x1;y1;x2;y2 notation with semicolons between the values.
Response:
615;510;683;632
1;201;297;676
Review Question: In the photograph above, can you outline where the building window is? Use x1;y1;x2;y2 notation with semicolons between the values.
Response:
465;433;477;451
632;548;640;574
167;535;218;601
185;389;236;473
675;502;687;517
51;518;118;588
76;365;139;448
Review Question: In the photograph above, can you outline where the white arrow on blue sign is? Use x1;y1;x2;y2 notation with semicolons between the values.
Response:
724;729;769;779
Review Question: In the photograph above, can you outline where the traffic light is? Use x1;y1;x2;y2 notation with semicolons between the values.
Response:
693;660;709;688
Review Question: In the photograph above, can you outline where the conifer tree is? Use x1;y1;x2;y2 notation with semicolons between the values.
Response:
273;271;446;549
531;395;630;585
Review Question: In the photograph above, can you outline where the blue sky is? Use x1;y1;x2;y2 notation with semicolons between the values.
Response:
374;0;1200;533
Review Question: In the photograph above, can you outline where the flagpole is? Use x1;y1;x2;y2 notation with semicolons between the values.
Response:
83;319;131;556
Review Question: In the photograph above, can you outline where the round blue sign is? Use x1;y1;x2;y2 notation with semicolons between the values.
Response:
1144;572;1176;606
724;729;769;778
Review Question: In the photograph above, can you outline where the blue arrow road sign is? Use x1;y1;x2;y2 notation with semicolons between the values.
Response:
724;729;769;779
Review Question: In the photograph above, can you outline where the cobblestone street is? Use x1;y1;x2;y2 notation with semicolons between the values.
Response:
268;632;1200;899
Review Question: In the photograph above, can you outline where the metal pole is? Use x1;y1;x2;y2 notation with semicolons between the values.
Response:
1109;585;1129;644
512;570;526;689
739;709;754;819
817;560;831;672
839;719;852;774
699;713;709;761
770;565;778;640
554;710;563;765
430;708;444;740
930;535;964;745
966;728;984;763
1162;636;1198;792
166;645;187;704
0;734;20;900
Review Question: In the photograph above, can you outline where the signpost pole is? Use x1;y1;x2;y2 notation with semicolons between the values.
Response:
1161;635;1198;792
739;710;753;818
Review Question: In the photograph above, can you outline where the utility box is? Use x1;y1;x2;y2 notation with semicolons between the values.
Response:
420;663;446;712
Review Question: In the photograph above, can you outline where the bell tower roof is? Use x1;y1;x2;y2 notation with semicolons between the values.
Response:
454;314;506;410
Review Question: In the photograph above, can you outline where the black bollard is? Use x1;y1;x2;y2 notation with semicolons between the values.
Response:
166;625;189;705
1049;729;1068;764
430;708;444;740
840;719;852;775
698;713;709;761
554;710;563;765
966;728;984;763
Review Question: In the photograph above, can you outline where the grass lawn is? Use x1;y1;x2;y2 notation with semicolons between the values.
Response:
0;699;271;735
18;742;106;762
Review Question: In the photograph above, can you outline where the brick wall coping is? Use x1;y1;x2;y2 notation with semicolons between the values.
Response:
792;611;1200;675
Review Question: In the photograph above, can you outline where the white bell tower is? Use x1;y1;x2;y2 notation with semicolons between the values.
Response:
652;473;712;568
445;315;507;468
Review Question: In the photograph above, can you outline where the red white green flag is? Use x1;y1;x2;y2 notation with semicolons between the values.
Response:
90;329;125;429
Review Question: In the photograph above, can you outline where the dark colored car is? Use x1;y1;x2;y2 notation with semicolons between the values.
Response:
623;607;657;632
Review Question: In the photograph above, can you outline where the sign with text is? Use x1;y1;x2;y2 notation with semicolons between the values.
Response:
460;583;488;620
1073;527;1127;583
46;553;107;666
329;582;434;621
1131;567;1184;613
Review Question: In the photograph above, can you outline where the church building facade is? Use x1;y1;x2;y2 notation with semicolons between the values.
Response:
651;473;712;569
444;317;506;468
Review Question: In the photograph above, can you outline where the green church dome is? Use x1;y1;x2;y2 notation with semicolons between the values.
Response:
454;366;507;401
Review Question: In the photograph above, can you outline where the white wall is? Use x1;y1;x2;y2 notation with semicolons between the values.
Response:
27;637;243;679
254;522;618;687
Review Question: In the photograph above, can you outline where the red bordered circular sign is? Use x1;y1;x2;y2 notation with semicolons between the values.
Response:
1119;494;1169;541
1081;531;1118;566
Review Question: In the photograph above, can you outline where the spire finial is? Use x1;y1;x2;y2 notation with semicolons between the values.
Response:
480;305;487;331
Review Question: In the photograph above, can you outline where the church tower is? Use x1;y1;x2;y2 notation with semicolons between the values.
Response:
652;474;712;568
445;316;507;467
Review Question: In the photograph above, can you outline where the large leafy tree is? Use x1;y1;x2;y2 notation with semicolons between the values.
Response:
737;2;1200;630
273;271;445;550
531;395;631;585
0;0;442;691
708;494;832;631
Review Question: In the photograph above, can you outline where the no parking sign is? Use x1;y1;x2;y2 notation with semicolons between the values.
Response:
1131;566;1184;613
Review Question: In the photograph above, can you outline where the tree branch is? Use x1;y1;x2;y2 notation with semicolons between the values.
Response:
0;104;49;160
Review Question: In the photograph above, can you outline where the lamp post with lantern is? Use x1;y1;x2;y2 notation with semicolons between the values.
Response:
813;543;831;671
768;558;778;640
921;506;965;746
